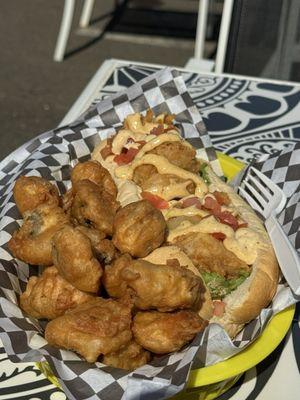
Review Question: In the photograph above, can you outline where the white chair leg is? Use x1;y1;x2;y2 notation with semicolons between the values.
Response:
194;0;209;60
185;0;213;72
53;0;76;62
214;0;234;73
79;0;95;28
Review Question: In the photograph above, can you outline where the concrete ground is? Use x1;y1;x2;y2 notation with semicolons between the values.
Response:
0;0;212;160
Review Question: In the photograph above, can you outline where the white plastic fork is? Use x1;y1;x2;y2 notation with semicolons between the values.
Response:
238;167;300;296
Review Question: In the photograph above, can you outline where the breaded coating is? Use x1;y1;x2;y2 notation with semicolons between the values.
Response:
133;311;207;354
52;226;102;293
133;164;158;187
45;298;132;363
103;340;151;370
141;173;195;200
71;160;117;199
13;176;60;216
103;254;204;311
20;266;94;319
147;142;200;173
71;180;119;236
76;226;117;264
61;188;73;214
174;232;250;278
167;216;203;231
8;204;69;266
113;200;167;257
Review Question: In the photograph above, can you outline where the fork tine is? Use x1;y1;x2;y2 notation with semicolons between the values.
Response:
250;168;281;195
250;167;287;214
238;187;264;214
246;174;271;200
242;181;267;208
276;190;287;214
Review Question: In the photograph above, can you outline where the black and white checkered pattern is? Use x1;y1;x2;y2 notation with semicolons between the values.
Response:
0;68;298;399
252;142;300;255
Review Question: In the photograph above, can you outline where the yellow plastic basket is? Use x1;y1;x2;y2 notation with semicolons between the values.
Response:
37;153;294;400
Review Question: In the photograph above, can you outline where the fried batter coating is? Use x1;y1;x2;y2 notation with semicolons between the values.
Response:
133;311;207;354
174;232;250;278
61;188;73;214
103;254;204;311
52;226;102;293
141;173;195;200
133;164;158;187
71;160;117;199
76;226;117;264
167;216;203;231
71;180;119;236
148;142;200;173
45;298;132;363
20;266;94;319
8;204;69;265
103;340;151;370
13;176;60;216
113;200;167;257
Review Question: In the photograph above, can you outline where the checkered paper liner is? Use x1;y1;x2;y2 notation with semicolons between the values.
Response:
0;68;298;400
251;142;300;256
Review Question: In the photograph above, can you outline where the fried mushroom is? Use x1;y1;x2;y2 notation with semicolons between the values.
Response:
133;311;207;354
113;200;166;257
103;254;204;311
45;298;133;363
13;176;60;216
71;160;117;199
76;226;117;264
103;340;151;370
71;180;119;236
8;204;69;266
52;225;102;293
20;266;94;319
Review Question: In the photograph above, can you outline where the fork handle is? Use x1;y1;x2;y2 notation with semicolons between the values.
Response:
265;215;300;296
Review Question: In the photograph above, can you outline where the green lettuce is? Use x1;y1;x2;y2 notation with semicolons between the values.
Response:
201;270;250;299
199;163;211;184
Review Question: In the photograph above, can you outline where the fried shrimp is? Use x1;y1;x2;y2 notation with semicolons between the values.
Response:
147;141;200;173
45;298;133;363
71;180;119;236
71;160;117;199
8;204;69;266
140;173;195;200
103;340;151;370
132;164;158;187
13;176;60;216
113;200;167;257
174;232;250;278
52;225;102;293
20;266;94;319
103;254;204;311
133;311;207;354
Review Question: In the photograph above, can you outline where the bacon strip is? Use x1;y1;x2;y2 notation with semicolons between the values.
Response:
211;232;226;241
213;191;230;206
203;196;240;231
182;197;202;209
150;125;164;136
